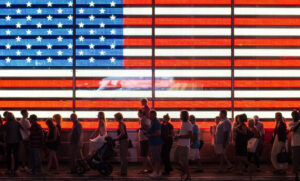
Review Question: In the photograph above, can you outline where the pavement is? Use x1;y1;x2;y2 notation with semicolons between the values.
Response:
0;163;298;181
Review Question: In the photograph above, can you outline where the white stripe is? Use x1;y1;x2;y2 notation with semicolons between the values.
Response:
76;69;152;77
235;90;300;98
156;7;231;15
235;49;300;57
234;111;292;119
0;111;73;119
123;28;152;36
156;28;231;36
0;69;72;77
0;90;72;98
123;7;152;15
156;90;231;98
156;49;231;57
76;90;151;98
76;111;231;119
235;7;300;15
156;70;231;77
124;48;152;56
235;70;300;77
235;28;300;36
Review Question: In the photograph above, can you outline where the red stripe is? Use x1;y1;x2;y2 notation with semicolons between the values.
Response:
235;80;300;88
124;18;152;26
76;100;152;109
156;80;231;88
124;38;152;46
155;59;231;67
124;59;152;67
123;0;152;5
0;100;72;108
235;18;300;26
156;38;231;46
155;100;231;109
235;100;300;108
235;38;300;47
156;0;231;5
235;0;300;5
76;80;152;88
235;59;300;67
156;17;231;26
0;80;72;88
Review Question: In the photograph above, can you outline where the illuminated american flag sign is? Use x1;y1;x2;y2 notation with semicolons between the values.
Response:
0;0;300;125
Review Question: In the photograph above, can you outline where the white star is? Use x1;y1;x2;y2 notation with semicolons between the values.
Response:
26;57;31;62
89;15;95;21
47;1;52;7
37;22;42;28
110;1;116;7
89;29;95;35
79;22;84;28
79;8;84;14
79;36;84;42
68;15;73;21
100;8;105;14
26;44;31;49
6;2;11;7
5;57;11;63
6;30;11;35
68;44;73;49
110;15;116;21
5;44;11;49
110;29;116;35
68;29;73;35
47;44;52;49
6;15;11;21
68;1;73;7
26;15;32;21
57;22;63;28
99;36;105;42
100;50;105;55
47;15;52;21
16;9;21;14
79;50;84;56
36;36;42;42
26;29;31;35
89;1;95;7
57;36;63;42
16;23;21;28
57;51;63;56
16;50;21;56
47;57;52;63
16;36;21;42
47;29;52;35
68;57;73;63
110;57;116;63
37;8;42;14
37;50;42;56
89;44;94;49
110;44;115;49
58;8;63;14
89;57;95;62
26;2;32;7
99;22;105;28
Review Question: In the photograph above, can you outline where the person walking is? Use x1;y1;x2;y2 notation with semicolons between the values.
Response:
161;113;174;175
289;111;300;181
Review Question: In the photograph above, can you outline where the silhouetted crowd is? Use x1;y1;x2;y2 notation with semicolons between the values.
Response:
0;98;300;181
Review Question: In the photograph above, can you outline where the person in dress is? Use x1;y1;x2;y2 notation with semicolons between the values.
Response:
189;115;203;172
247;119;261;171
271;112;288;175
161;113;174;175
45;119;59;172
18;109;31;172
89;111;107;155
253;115;265;164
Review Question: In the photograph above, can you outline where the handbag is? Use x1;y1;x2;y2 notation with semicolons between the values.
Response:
247;138;259;153
277;147;289;163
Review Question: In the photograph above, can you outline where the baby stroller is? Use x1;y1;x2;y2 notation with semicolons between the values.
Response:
75;136;116;176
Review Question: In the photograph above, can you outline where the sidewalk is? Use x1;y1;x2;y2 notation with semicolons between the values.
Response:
0;163;297;181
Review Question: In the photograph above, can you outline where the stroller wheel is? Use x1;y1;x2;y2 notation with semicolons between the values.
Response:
76;165;85;175
97;162;113;176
